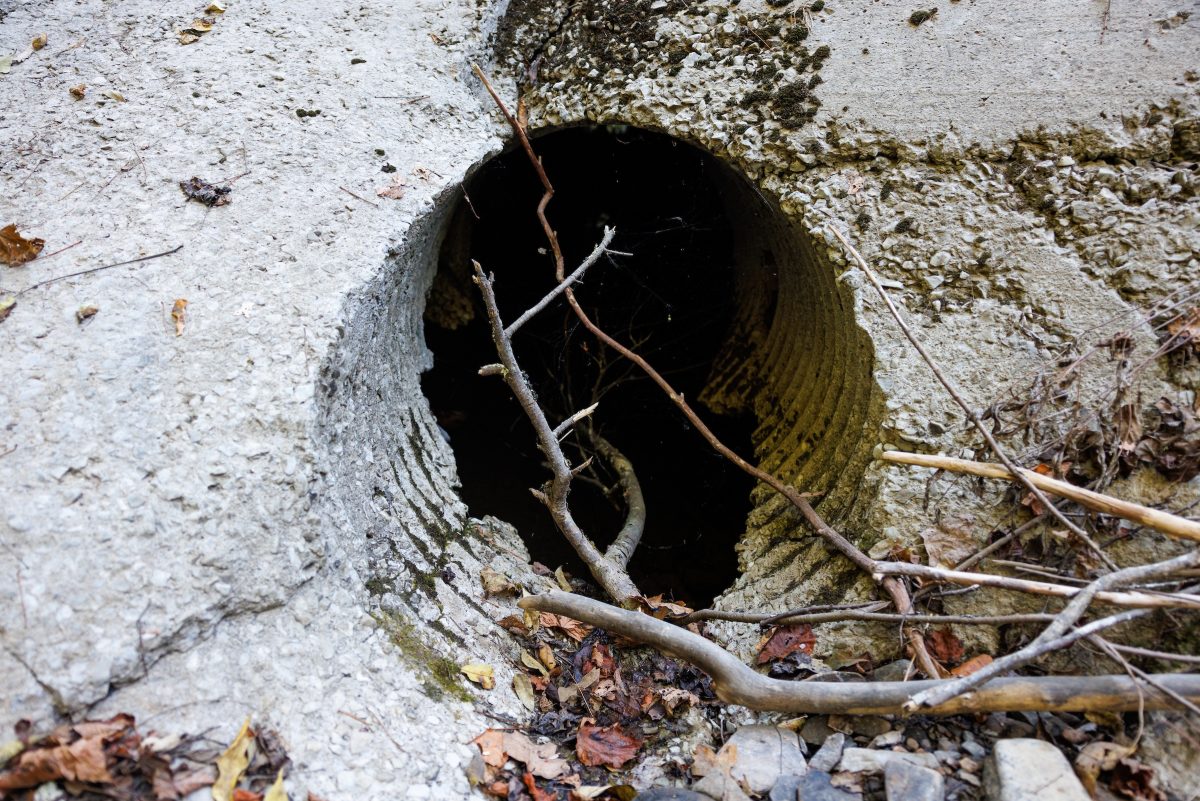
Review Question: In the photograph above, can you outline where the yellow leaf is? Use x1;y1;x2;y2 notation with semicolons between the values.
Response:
205;2;227;12
31;33;48;51
536;643;556;672
263;769;287;801
520;650;549;677
0;739;24;763
0;297;15;324
178;31;201;44
171;298;187;336
188;19;214;32
512;673;536;711
554;566;571;592
104;90;125;102
461;662;494;689
212;718;255;801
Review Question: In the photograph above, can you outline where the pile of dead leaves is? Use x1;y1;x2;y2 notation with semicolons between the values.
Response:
0;715;297;801
474;588;715;800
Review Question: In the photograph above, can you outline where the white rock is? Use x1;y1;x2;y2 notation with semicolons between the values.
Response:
838;748;939;773
983;739;1089;801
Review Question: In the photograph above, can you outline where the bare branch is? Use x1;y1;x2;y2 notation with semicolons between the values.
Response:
552;403;600;440
1090;636;1200;717
875;560;1200;610
472;262;640;603
825;223;1118;571
904;548;1200;710
519;590;1200;715
1098;641;1200;665
879;450;1200;544
505;227;616;338
588;431;646;569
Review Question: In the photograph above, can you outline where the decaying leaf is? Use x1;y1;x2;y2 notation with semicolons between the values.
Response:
76;305;99;324
376;176;407;199
554;566;572;591
171;298;188;336
948;653;992;677
539;612;591;642
536;644;557;673
480;567;518;596
205;2;227;12
461;663;495;690
755;624;816;664
180;176;232;206
635;595;694;620
575;721;642;769
920;514;980;568
104;90;126;102
0;224;45;266
512;673;537;711
1075;741;1136;796
1110;756;1166;801
470;729;567;779
521;649;550;678
69;84;87;99
31;34;48;51
926;629;965;666
0;297;15;323
523;772;556;801
212;718;255;801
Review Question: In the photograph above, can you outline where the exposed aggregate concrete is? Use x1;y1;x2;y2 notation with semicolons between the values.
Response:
1;0;1197;797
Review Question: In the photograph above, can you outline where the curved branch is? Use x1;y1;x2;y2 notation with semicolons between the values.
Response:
587;431;646;569
519;590;1200;715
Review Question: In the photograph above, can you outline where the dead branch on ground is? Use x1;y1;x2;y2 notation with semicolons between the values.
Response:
519;590;1200;715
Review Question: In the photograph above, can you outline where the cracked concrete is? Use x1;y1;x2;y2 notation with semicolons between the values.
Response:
1;0;1198;797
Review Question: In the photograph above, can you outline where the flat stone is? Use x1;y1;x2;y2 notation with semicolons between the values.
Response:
770;774;806;801
884;760;944;801
637;788;710;801
872;660;913;683
808;733;846;772
723;725;808;794
800;717;837;748
838;748;939;774
794;770;861;801
983;739;1089;801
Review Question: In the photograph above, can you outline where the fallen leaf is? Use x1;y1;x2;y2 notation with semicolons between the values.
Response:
657;687;699;714
232;790;263;801
920;514;979;568
756;624;816;664
376;176;407;200
179;176;232;206
0;740;23;763
70;84;87;99
461;663;495;690
76;305;99;324
537;644;557;673
212;719;255;801
522;772;556;801
480;567;517;596
948;653;992;677
521;650;550;677
104;90;126;102
178;31;201;44
1076;741;1136;796
205;2;227;12
635;595;694;620
31;34;48;51
926;629;964;665
575;721;642;769
0;297;15;323
691;742;738;778
1166;306;1200;354
171;299;188;336
471;730;567;779
554;566;572;591
185;18;214;33
0;55;10;75
263;768;287;801
0;224;45;266
513;673;537;711
1111;756;1166;801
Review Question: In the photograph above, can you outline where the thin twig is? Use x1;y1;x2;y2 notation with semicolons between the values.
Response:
339;186;379;207
1100;641;1200;665
875;560;1200;609
16;245;184;297
1091;636;1200;717
826;223;1118;571
904;548;1200;710
505;229;614;337
553;403;599;440
35;240;83;261
879;450;1200;544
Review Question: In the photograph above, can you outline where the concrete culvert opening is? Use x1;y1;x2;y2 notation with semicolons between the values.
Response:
422;125;881;609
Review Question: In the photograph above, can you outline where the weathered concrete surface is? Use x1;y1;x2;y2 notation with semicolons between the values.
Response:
1;0;1197;797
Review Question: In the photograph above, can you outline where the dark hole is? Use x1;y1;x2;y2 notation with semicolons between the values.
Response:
422;125;758;607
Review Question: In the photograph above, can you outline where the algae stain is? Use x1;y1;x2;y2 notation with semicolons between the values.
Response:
374;610;474;703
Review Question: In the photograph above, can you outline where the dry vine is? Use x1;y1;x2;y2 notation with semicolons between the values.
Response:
469;65;1199;715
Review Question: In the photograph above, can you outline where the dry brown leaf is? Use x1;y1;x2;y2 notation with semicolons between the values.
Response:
755;624;816;664
575;721;642;769
233;789;263;801
212;719;255;801
926;629;965;665
521;650;549;677
536;644;556;673
471;730;507;768
69;84;87;99
0;224;45;266
171;299;188;336
539;612;591;642
523;772;556;801
179;176;232;206
1076;741;1135;796
480;567;517;596
76;305;99;324
948;653;992;677
920;514;979;568
1166;306;1200;354
1111;756;1166;801
471;730;567;779
512;673;537;711
635;594;694;620
376;176;407;200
